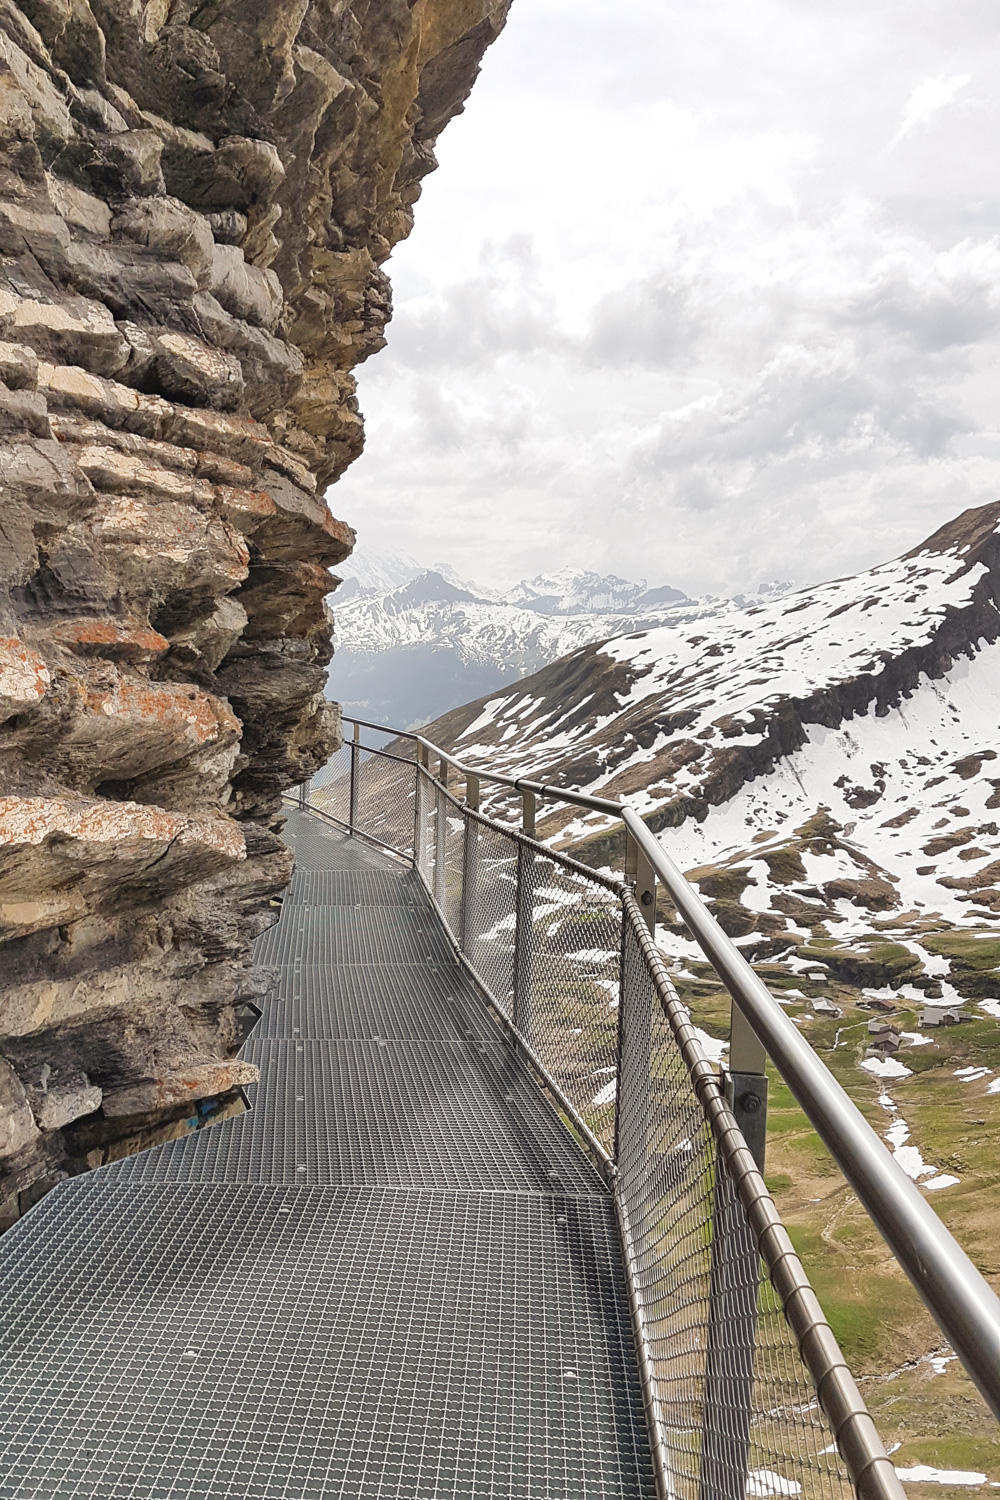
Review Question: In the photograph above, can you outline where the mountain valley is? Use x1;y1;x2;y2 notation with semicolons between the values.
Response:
328;550;792;729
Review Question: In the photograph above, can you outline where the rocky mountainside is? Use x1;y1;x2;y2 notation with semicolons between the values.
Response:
426;498;1000;998
0;0;509;1222
429;503;1000;860
328;551;791;728
420;503;1000;1445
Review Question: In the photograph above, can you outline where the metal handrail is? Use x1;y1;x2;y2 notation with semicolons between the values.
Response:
623;889;903;1500
335;715;1000;1422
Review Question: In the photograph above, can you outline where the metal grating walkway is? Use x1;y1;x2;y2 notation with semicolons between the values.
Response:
0;809;656;1499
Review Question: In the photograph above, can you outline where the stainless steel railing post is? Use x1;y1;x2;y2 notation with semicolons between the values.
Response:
348;721;360;835
700;1081;767;1500
617;831;656;1168
460;773;480;956
700;992;771;1500
512;794;537;1038
434;756;448;909
413;744;430;873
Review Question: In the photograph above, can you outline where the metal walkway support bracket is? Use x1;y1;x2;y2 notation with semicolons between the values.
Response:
625;829;657;935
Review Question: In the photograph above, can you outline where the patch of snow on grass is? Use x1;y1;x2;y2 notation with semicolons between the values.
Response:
895;1468;987;1487
693;1027;729;1065
860;1056;913;1079
894;1146;938;1180
746;1471;802;1497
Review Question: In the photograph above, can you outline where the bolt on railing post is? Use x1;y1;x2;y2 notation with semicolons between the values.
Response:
433;755;448;908
348;721;360;835
700;1008;769;1500
512;791;538;1037
460;773;480;956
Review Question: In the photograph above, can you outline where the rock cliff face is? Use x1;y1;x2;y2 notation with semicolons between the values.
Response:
0;0;509;1221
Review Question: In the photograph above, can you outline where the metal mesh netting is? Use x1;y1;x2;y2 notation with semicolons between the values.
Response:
462;812;520;1022
441;789;467;943
309;741;350;823
511;847;624;1155
416;764;437;886
311;740;417;857
355;749;417;858
617;900;853;1500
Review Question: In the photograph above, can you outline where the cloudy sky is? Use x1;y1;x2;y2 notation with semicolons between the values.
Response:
330;0;1000;597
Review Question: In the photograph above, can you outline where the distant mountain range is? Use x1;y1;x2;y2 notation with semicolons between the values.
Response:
326;550;792;730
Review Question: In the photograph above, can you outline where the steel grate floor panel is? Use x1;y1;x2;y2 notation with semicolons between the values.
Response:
106;1039;605;1194
258;964;499;1041
287;867;423;906
0;810;655;1498
254;904;456;968
279;811;406;872
0;1181;654;1500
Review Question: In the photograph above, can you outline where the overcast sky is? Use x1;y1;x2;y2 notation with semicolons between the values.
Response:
329;0;1000;597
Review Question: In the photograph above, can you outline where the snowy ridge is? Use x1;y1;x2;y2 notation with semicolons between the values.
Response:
417;500;1000;1097
332;565;767;668
328;555;791;730
436;503;1000;840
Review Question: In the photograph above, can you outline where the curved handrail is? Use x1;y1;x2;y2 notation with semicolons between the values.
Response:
337;714;1000;1421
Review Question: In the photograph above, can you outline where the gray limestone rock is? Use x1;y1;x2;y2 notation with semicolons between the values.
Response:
0;0;511;1217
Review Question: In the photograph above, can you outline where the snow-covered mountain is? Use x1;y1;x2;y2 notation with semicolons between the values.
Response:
327;556;791;730
422;502;1000;997
332;549;479;604
506;567;688;616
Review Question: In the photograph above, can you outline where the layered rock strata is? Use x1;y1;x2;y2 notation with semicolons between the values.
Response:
0;0;509;1221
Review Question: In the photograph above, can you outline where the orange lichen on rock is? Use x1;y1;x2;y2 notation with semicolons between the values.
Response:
0;638;50;722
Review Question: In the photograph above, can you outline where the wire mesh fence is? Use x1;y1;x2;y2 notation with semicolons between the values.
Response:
294;720;892;1500
618;897;853;1500
309;740;350;823
308;738;418;859
355;748;418;858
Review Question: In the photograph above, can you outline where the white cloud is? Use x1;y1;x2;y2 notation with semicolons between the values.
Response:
889;73;973;149
328;0;1000;597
